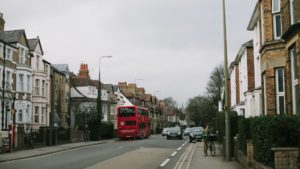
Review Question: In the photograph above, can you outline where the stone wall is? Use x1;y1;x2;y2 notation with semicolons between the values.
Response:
272;147;299;169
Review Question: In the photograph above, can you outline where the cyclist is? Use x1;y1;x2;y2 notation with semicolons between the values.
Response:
203;125;210;156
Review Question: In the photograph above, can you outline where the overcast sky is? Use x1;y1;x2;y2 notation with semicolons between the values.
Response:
1;0;256;105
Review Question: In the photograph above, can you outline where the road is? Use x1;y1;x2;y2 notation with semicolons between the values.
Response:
0;135;190;169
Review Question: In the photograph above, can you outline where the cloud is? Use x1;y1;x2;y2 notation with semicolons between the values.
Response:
1;0;256;105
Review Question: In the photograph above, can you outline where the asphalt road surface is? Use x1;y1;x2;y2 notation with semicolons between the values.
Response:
0;135;189;169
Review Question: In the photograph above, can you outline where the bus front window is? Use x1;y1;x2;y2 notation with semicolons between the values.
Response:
118;108;135;117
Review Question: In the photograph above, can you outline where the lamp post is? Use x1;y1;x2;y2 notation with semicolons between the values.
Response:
222;0;231;161
97;56;112;123
1;43;6;131
153;91;160;133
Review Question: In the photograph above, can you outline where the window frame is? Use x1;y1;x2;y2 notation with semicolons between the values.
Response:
273;13;282;39
272;0;281;13
290;47;299;114
19;74;24;91
35;79;40;95
34;106;39;123
275;68;286;114
290;0;295;25
42;80;45;97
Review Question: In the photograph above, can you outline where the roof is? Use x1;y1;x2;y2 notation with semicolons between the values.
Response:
71;78;99;87
0;29;29;47
282;22;300;40
234;40;253;63
52;64;70;74
28;38;39;50
247;3;259;31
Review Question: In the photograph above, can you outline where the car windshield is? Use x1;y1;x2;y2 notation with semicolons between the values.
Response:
169;127;180;132
185;128;191;132
191;127;203;133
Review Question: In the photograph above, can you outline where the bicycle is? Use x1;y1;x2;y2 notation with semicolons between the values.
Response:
208;134;217;156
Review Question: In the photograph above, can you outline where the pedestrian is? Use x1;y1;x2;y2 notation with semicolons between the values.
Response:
203;125;210;156
84;124;90;142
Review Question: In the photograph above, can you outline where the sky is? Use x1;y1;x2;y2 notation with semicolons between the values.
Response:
1;0;256;105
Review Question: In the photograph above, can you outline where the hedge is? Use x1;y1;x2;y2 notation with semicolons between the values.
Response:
89;122;114;140
238;117;251;154
215;111;239;157
250;115;300;167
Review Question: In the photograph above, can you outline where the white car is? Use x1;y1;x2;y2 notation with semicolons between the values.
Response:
184;128;191;136
162;128;169;136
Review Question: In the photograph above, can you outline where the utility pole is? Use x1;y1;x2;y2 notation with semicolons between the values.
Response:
222;0;231;161
1;43;6;131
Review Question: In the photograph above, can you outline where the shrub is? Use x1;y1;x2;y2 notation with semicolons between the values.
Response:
238;117;251;154
215;111;239;157
250;115;300;166
89;122;114;140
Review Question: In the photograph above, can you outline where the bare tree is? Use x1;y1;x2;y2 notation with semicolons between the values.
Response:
206;64;225;106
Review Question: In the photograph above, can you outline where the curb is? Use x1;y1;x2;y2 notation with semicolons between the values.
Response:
0;141;107;163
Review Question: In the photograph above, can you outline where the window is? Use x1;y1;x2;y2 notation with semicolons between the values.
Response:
276;68;285;114
6;48;12;60
27;75;30;92
5;71;10;90
41;108;45;124
273;14;282;39
290;0;295;24
26;105;30;123
44;64;48;74
35;79;40;95
272;0;280;13
42;80;45;97
18;110;23;122
46;83;48;99
272;0;282;39
36;55;40;70
34;106;39;123
19;47;26;64
19;74;24;91
290;47;299;114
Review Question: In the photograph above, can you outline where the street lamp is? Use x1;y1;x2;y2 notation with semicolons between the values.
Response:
97;56;112;123
222;0;230;161
153;91;160;133
1;42;6;131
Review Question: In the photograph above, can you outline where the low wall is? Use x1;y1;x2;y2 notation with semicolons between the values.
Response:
272;147;299;169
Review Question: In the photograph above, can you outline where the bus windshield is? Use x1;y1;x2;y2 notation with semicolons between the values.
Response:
118;107;135;117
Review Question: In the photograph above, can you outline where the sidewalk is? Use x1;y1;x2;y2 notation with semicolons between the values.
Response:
189;142;244;169
0;140;108;163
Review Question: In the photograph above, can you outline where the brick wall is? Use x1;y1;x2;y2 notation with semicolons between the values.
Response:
247;47;255;91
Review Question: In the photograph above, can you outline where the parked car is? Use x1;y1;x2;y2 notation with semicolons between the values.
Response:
189;127;204;143
166;127;183;140
184;127;191;136
162;128;169;136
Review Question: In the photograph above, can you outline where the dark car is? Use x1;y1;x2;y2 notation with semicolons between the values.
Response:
189;127;204;143
166;127;183;140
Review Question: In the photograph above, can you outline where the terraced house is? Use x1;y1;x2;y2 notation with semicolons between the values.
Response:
232;0;300;117
29;37;51;130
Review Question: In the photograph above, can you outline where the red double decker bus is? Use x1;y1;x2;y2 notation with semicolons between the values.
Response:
117;106;151;139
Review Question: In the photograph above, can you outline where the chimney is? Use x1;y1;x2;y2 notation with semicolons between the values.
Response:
78;63;90;78
0;13;5;32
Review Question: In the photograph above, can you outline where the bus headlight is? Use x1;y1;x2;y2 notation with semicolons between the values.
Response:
120;122;125;126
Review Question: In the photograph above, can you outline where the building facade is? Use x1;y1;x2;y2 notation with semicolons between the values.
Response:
29;37;51;129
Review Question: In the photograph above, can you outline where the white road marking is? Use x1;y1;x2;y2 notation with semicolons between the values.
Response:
177;147;182;151
171;151;177;157
160;158;170;167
